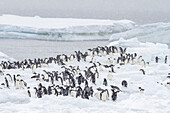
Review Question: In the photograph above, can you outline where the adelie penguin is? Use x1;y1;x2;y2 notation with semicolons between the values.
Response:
111;89;119;101
69;54;75;61
0;64;3;72
51;86;58;96
32;64;37;73
140;59;145;67
6;74;12;83
0;70;4;76
100;89;109;101
107;71;113;80
13;75;16;86
138;87;144;93
103;78;107;86
15;79;20;89
20;79;25;89
165;56;168;64
166;82;170;90
95;88;109;101
138;56;142;64
107;58;111;65
37;88;43;98
42;86;48;95
27;87;31;97
4;77;9;88
119;47;126;54
70;90;78;98
155;56;160;63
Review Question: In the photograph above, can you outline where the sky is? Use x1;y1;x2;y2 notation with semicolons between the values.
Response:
0;0;170;24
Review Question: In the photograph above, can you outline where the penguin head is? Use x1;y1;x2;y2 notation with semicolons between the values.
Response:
112;88;120;93
1;83;5;87
103;78;107;82
34;87;38;91
138;87;144;92
97;87;103;91
121;80;128;87
17;74;21;77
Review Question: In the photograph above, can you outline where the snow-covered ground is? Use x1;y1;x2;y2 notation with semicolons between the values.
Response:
0;51;15;62
0;15;136;41
0;38;170;113
109;22;170;46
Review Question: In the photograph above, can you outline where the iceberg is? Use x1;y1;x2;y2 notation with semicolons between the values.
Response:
109;22;170;46
0;15;136;41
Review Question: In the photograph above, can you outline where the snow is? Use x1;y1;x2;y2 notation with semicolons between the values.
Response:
0;38;170;113
109;38;170;62
0;51;15;62
0;92;30;104
0;15;136;41
109;22;170;46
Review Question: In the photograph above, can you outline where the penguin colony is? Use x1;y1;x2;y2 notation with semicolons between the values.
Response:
0;45;169;102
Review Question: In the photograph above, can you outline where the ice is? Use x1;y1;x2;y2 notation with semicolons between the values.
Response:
0;51;15;62
0;15;136;41
0;31;170;112
109;22;170;46
109;38;170;62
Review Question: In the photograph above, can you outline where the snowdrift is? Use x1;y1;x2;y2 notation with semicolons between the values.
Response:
0;15;136;41
109;22;170;46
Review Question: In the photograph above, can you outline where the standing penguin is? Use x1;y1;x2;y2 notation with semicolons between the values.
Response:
138;56;142;64
27;87;31;97
91;73;96;84
13;75;16;86
48;86;52;95
5;77;9;88
165;56;168;64
32;64;37;73
166;82;170;90
113;58;117;65
0;70;4;76
16;79;20;89
6;74;12;83
103;78;108;86
107;71;113;80
107;58;111;65
37;88;43;98
20;79;25;89
100;89;109;101
155;56;160;63
140;59;145;67
0;64;3;72
42;86;48;95
111;89;119;101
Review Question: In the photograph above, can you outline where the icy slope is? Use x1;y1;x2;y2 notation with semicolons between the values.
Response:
0;38;170;113
109;22;170;45
0;51;15;62
0;15;136;41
